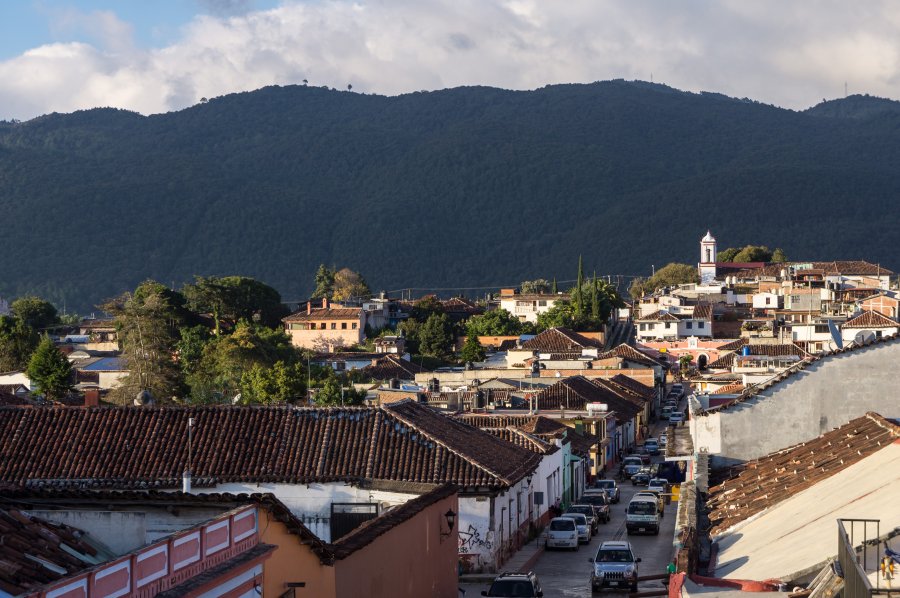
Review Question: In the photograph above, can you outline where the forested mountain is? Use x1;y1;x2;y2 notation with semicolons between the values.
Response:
1;81;898;311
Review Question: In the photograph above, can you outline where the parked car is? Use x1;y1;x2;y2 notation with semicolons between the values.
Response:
580;491;611;523
566;505;599;534
622;456;643;478
644;438;659;455
660;406;673;420
659;433;668;447
594;479;620;503
545;517;579;550
648;478;671;504
631;471;651;486
671;383;683;396
669;412;685;425
562;513;591;544
482;571;544;597
589;541;641;593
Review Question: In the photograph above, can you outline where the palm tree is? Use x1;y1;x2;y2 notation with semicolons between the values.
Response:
302;79;308;86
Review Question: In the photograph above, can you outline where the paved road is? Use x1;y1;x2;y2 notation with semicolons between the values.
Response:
461;454;677;597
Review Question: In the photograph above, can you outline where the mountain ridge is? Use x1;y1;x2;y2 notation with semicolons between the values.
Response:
1;81;897;311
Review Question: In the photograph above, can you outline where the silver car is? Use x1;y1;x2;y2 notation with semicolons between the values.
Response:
562;513;591;544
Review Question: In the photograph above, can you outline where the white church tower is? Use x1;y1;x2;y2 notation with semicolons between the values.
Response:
699;231;718;284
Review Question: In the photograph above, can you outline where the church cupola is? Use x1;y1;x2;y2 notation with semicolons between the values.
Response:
699;231;718;283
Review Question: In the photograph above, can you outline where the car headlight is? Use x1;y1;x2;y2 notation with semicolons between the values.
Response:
570;533;576;539
594;568;604;578
625;565;636;578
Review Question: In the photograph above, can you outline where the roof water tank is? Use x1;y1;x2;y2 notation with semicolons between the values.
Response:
741;346;751;356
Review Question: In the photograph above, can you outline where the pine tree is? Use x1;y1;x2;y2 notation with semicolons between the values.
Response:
27;335;73;401
460;332;486;363
551;278;558;294
591;274;600;321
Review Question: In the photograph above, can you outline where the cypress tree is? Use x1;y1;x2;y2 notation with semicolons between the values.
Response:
591;273;600;320
551;278;558;294
574;256;584;316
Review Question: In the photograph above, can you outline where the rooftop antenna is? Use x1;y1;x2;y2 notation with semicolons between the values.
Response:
844;82;848;97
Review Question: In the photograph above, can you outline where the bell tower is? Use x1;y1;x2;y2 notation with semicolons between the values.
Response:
699;231;717;284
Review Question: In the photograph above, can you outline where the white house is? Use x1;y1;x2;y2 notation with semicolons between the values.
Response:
841;310;899;345
498;289;564;324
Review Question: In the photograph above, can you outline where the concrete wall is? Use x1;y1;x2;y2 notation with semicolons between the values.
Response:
203;482;418;542
691;339;900;467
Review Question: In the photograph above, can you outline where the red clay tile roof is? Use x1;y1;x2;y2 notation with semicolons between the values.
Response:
0;392;30;406
595;343;665;368
535;377;642;420
706;342;810;369
0;509;105;595
734;261;894;279
283;307;362;322
706;413;900;536
455;414;568;438
716;339;746;351
607;374;655;400
692;304;713;320
521;327;601;352
363;356;427;380
0;402;539;490
711;383;744;395
481;428;558;455
636;310;681;322
842;310;899;329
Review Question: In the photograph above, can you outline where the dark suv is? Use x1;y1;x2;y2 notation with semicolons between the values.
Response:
482;571;543;597
589;541;641;593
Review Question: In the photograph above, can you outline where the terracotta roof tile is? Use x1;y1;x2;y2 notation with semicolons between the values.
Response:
636;310;681;322
711;383;744;395
607;374;655;400
842;310;899;329
283;307;362;322
363;356;427;380
706;413;900;535
0;402;539;490
534;377;642;420
595;343;665;368
480;428;558;455
706;342;810;369
521;328;601;352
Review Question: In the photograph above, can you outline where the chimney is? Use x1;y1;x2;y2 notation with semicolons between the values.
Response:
84;389;100;407
307;301;312;315
322;297;329;309
182;470;192;493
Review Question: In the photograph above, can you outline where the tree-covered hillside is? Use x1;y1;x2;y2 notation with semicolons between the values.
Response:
1;81;898;311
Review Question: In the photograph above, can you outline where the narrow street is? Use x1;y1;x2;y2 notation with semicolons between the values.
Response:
460;451;677;597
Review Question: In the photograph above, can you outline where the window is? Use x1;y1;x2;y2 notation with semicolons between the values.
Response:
538;300;547;307
320;323;327;330
330;323;336;330
686;321;693;329
814;325;829;334
765;297;771;305
352;322;358;330
665;322;671;329
640;323;646;331
341;322;348;330
698;322;705;329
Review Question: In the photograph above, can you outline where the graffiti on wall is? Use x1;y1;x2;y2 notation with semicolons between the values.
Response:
458;524;493;552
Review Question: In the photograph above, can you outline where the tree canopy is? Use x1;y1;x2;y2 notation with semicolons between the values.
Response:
630;263;700;298
26;335;73;401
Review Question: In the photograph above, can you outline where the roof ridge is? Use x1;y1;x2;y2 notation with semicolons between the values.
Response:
382;401;519;486
865;411;900;437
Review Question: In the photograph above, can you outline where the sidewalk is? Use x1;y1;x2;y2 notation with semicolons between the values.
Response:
458;537;546;584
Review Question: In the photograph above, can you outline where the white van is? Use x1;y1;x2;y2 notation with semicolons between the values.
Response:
625;496;660;536
545;517;579;551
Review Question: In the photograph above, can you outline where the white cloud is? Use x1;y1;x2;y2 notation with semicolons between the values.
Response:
2;1;900;120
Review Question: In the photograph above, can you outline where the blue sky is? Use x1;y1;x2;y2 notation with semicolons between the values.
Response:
0;1;280;59
1;1;898;120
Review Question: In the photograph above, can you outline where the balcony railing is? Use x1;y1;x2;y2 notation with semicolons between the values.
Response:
837;518;893;597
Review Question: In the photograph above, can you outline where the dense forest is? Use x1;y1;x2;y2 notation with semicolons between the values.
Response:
1;81;898;312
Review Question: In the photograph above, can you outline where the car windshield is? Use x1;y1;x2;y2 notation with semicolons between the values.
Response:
596;481;614;489
568;506;592;516
550;519;575;531
596;549;634;562
565;514;587;525
488;580;536;597
581;495;607;506
624;457;642;465
628;501;656;515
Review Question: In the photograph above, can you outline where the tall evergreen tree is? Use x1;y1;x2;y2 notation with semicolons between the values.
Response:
574;256;584;316
460;332;486;363
26;335;73;401
551;278;558;294
591;274;600;320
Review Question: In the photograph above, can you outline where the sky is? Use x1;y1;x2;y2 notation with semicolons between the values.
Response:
1;0;900;121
